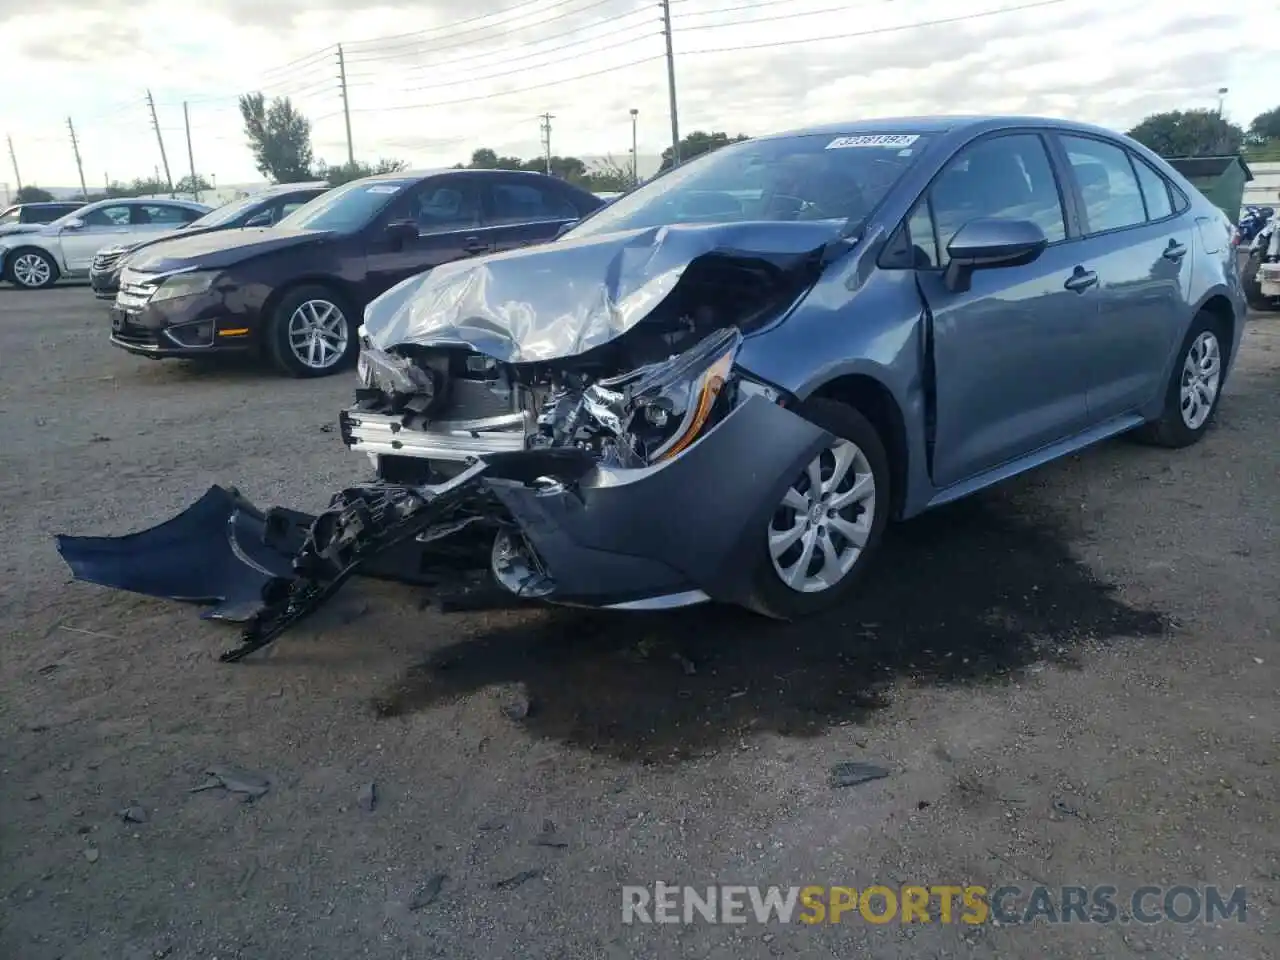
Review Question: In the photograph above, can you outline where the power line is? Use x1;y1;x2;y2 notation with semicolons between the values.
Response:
353;29;660;96
677;0;895;31
351;53;666;114
681;0;1070;55
345;9;656;80
344;0;614;53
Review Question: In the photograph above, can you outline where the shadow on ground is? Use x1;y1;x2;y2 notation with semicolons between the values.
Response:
372;488;1168;763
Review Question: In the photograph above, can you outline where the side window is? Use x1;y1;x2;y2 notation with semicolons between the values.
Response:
82;205;132;227
1059;136;1146;234
906;200;939;268
408;182;481;234
929;133;1067;259
278;200;308;219
135;204;194;226
488;181;579;226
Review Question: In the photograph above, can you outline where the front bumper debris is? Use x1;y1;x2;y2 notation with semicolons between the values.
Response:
55;396;831;662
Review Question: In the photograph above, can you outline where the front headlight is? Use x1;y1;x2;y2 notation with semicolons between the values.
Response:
586;327;742;463
149;270;218;303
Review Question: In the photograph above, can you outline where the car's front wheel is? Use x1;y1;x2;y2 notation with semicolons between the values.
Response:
265;284;358;378
6;248;59;289
746;398;891;620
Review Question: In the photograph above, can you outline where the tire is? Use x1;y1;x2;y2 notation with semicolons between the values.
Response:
744;397;891;620
1242;250;1279;312
5;248;59;289
1131;310;1226;449
264;284;358;378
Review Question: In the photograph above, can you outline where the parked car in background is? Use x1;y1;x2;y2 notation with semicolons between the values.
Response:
0;201;86;237
0;198;211;289
89;182;331;300
109;168;604;377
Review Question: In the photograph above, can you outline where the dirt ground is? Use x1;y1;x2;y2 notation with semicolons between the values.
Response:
0;284;1276;960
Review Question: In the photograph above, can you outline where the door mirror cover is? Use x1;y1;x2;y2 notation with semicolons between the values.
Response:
943;217;1048;292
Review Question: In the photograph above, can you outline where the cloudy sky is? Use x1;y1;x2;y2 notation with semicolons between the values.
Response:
2;0;1277;191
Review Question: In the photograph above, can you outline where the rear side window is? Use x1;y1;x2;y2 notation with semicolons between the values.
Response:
1059;135;1146;234
1131;158;1173;221
488;181;579;226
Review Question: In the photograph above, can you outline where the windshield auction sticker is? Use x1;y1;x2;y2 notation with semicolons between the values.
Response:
826;134;919;149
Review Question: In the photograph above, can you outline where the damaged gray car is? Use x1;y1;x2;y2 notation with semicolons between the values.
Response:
57;116;1246;661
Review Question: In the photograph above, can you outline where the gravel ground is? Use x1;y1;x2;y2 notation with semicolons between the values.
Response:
0;284;1276;960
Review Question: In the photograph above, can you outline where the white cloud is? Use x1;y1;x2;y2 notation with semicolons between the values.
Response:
1;0;1275;193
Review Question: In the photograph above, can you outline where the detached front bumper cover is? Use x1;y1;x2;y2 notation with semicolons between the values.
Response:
54;396;831;662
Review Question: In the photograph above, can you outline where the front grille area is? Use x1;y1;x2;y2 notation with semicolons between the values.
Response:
111;317;159;347
92;250;125;272
437;376;519;420
116;272;157;311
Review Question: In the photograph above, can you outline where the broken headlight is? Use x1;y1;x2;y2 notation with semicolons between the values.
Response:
587;326;742;464
357;342;436;397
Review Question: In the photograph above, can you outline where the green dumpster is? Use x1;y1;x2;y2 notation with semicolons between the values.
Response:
1165;155;1254;224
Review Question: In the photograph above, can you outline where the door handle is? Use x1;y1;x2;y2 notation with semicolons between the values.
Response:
1163;240;1187;261
462;237;488;253
1063;267;1098;293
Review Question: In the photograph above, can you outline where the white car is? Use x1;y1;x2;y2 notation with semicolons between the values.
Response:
0;197;210;289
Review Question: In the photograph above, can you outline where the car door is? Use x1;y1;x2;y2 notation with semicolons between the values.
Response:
481;177;585;252
59;203;134;271
1052;134;1195;420
911;131;1100;489
362;175;488;300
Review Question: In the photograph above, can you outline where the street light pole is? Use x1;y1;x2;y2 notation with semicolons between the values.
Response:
630;108;639;187
1217;86;1229;117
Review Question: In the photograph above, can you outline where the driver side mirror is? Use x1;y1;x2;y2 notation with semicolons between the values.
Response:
554;220;579;240
943;217;1047;293
62;217;85;231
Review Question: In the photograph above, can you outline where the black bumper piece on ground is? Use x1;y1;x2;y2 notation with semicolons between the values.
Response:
54;396;831;661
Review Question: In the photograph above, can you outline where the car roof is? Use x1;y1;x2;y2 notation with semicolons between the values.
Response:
256;181;329;194
361;168;592;188
12;201;80;208
86;197;209;209
760;114;1130;143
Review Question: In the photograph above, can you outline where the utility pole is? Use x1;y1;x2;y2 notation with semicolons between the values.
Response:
66;117;88;200
630;108;639;187
1216;86;1228;117
660;0;680;166
539;113;554;176
337;45;355;167
7;135;22;192
145;89;174;196
182;102;199;201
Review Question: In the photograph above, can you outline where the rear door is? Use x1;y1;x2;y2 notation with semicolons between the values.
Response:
910;131;1100;489
481;176;587;252
59;203;134;270
362;175;487;301
1051;133;1196;420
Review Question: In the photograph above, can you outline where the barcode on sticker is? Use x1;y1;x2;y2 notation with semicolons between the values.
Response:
826;134;919;149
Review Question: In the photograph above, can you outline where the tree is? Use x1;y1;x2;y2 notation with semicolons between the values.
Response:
239;92;314;183
1247;106;1280;146
1126;109;1244;158
15;185;55;203
579;155;633;192
658;131;750;172
314;157;408;186
174;174;213;194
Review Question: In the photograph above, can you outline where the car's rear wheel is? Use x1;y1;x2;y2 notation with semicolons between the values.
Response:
1131;310;1226;449
265;284;358;378
745;398;890;620
6;248;58;289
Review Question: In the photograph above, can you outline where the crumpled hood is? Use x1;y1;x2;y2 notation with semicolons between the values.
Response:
127;227;330;273
362;220;845;363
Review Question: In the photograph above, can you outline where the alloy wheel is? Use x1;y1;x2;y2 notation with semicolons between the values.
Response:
287;299;349;370
768;438;876;594
12;253;51;288
1179;330;1221;430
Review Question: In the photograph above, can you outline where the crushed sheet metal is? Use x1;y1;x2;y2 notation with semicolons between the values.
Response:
360;219;844;363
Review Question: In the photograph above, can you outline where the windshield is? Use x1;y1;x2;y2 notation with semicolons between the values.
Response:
188;195;263;229
276;178;414;232
48;204;97;228
568;132;933;239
